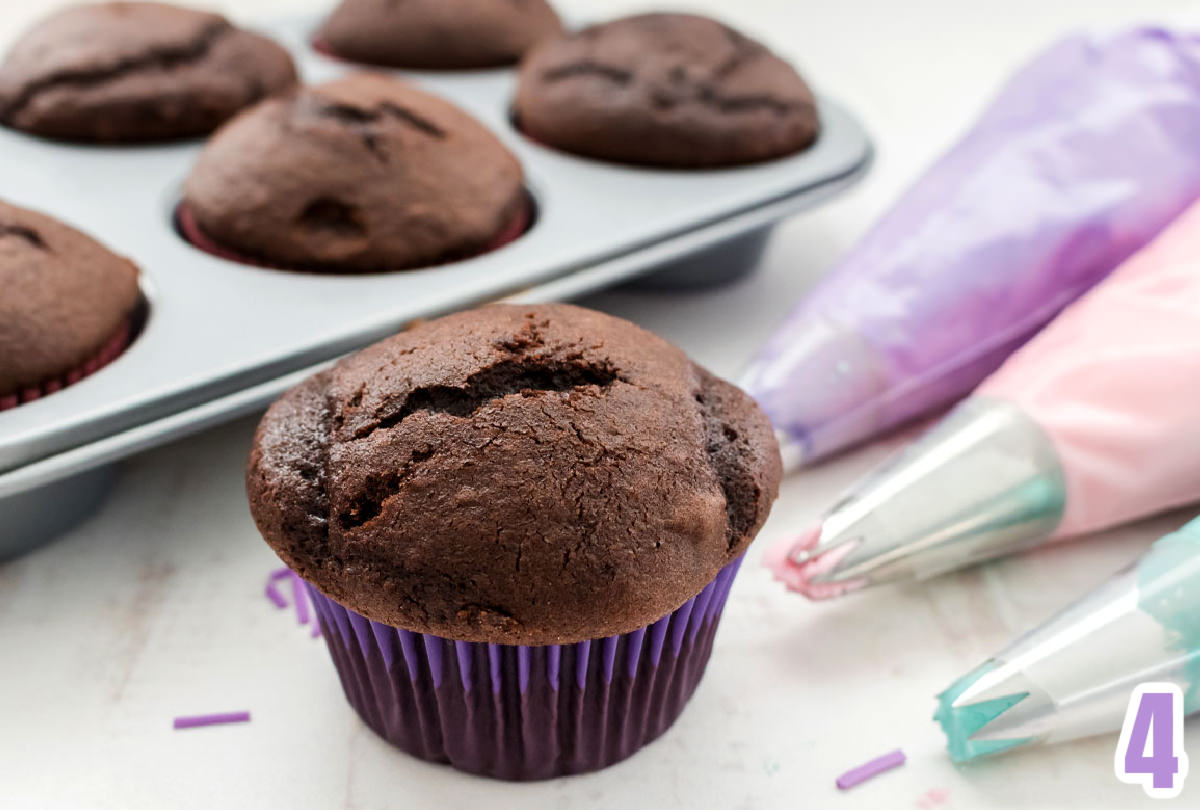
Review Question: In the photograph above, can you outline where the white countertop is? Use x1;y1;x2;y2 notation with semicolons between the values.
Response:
3;1;1198;807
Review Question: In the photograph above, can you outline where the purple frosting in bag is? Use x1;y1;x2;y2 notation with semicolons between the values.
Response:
742;28;1200;468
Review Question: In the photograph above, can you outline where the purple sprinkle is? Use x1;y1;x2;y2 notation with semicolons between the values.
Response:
290;573;310;626
836;749;906;790
173;711;251;730
264;568;291;609
311;620;323;638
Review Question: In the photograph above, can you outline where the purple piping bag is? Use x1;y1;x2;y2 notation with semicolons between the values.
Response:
742;28;1200;469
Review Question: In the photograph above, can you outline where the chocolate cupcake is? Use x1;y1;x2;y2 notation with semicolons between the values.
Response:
315;0;563;70
514;13;820;167
181;73;527;274
0;2;297;143
247;303;782;779
1;201;140;410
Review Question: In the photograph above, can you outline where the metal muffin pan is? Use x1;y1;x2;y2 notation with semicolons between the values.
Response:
0;15;872;557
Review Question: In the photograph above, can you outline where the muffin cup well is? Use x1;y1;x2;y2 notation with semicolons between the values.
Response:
305;555;743;780
0;318;134;411
175;199;532;274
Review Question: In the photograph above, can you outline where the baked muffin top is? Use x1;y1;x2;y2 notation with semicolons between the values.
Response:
183;73;525;274
514;13;820;167
0;200;139;395
248;304;782;645
0;1;297;143
317;0;564;70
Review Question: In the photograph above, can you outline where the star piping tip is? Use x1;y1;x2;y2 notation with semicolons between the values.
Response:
788;524;823;564
794;539;869;600
764;526;866;601
764;526;820;590
934;664;1034;763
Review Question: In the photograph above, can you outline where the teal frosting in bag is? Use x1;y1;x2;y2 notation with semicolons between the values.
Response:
1138;516;1200;712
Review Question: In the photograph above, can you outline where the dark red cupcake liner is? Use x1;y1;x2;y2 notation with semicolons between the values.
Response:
305;555;744;780
0;318;133;411
176;200;531;273
310;37;339;61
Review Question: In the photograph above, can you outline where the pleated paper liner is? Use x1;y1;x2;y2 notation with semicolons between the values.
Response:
306;555;744;780
175;197;533;273
0;318;135;411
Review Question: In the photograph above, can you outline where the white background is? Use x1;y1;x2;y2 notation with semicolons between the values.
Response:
2;1;1199;807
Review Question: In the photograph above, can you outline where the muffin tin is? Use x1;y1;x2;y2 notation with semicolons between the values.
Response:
0;15;872;557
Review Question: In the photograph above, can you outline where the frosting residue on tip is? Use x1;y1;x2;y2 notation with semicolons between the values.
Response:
763;527;818;591
1137;516;1200;713
934;661;1033;763
764;528;865;600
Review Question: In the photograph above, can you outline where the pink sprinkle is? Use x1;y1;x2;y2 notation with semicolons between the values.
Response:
290;573;310;626
173;711;251;730
836;749;906;790
264;568;291;609
917;787;950;808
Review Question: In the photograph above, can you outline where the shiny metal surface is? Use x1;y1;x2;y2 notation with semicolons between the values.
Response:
0;16;872;552
0;21;872;474
956;568;1189;748
802;397;1068;587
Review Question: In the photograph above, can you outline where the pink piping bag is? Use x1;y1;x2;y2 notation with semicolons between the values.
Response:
770;196;1200;599
742;28;1200;470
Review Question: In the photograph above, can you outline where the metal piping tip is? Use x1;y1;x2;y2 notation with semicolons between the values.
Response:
784;398;1068;596
765;524;868;600
967;690;1056;744
933;563;1171;762
950;660;1035;709
935;661;1038;763
791;536;869;600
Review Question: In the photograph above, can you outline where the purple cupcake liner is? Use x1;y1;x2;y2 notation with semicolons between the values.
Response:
306;556;744;780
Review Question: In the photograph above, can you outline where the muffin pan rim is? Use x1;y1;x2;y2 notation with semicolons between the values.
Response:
0;14;872;482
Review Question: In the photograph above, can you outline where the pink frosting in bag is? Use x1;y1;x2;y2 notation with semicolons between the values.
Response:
980;200;1200;537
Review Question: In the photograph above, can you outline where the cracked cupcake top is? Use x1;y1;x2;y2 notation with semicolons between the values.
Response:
183;73;525;273
0;200;139;395
317;0;563;70
0;2;297;143
514;13;820;167
247;304;782;645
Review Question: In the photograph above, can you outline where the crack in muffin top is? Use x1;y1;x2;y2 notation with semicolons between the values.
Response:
514;13;820;167
247;304;782;645
0;2;297;142
183;73;525;273
317;0;564;70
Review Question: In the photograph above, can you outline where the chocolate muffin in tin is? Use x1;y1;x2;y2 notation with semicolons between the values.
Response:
514;13;820;168
315;0;564;70
1;200;140;410
247;303;782;778
0;2;297;143
181;73;527;274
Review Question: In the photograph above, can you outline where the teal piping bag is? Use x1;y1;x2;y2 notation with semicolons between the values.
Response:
741;28;1200;469
936;516;1200;762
